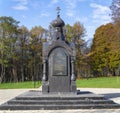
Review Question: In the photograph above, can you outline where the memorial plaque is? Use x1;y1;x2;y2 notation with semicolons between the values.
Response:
49;48;67;76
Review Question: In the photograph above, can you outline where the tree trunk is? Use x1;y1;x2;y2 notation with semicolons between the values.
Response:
0;65;5;83
12;66;18;82
21;66;24;82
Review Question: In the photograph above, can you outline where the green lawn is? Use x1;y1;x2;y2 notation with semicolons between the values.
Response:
0;77;120;89
0;81;41;89
76;76;120;88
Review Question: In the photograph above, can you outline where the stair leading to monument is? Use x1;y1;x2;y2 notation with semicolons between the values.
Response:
0;90;120;110
1;104;120;110
7;99;114;105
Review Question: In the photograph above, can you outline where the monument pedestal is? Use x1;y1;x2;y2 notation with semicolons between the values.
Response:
1;90;120;110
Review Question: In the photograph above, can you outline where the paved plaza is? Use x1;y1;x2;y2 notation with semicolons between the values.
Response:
0;88;120;113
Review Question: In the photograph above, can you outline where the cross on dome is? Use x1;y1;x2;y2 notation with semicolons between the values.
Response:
56;7;61;16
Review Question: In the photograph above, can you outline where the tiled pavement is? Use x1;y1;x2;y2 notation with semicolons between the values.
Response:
0;88;120;113
0;109;120;113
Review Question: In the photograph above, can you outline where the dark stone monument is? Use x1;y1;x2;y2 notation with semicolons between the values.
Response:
42;7;76;93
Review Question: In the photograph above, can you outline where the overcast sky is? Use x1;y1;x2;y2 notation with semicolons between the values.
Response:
0;0;112;42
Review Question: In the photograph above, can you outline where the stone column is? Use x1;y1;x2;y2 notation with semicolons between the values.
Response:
42;59;47;81
71;59;76;93
71;60;76;81
42;59;49;93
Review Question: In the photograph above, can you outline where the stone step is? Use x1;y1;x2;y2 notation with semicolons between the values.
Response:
16;95;104;100
0;104;120;110
8;99;114;105
0;90;120;110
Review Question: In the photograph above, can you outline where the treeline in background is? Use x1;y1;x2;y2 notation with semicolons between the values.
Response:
0;0;120;83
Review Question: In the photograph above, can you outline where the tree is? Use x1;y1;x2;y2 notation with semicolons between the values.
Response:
29;26;45;81
0;16;19;83
64;22;87;77
110;0;120;23
90;23;120;76
110;0;120;75
17;26;30;82
0;16;87;82
64;24;74;42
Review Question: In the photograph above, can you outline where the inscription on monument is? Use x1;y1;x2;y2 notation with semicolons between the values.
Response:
49;48;67;76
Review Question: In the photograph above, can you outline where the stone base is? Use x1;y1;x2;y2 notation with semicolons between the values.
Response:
42;80;77;94
71;81;76;92
42;81;49;93
0;90;120;110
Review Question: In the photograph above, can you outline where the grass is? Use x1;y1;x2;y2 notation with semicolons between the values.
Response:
0;77;120;89
0;81;41;89
76;76;120;88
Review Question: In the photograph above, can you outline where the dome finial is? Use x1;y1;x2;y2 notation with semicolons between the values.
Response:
51;7;65;28
50;7;65;41
56;6;61;17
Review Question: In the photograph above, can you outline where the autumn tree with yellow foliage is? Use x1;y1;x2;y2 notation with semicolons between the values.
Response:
90;0;120;76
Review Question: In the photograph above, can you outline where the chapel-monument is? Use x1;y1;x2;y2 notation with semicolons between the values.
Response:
42;7;76;93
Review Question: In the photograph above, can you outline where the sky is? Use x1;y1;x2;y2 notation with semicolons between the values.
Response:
0;0;112;42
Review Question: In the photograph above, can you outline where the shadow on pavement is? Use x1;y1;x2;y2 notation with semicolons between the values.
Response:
77;90;93;95
102;93;120;99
